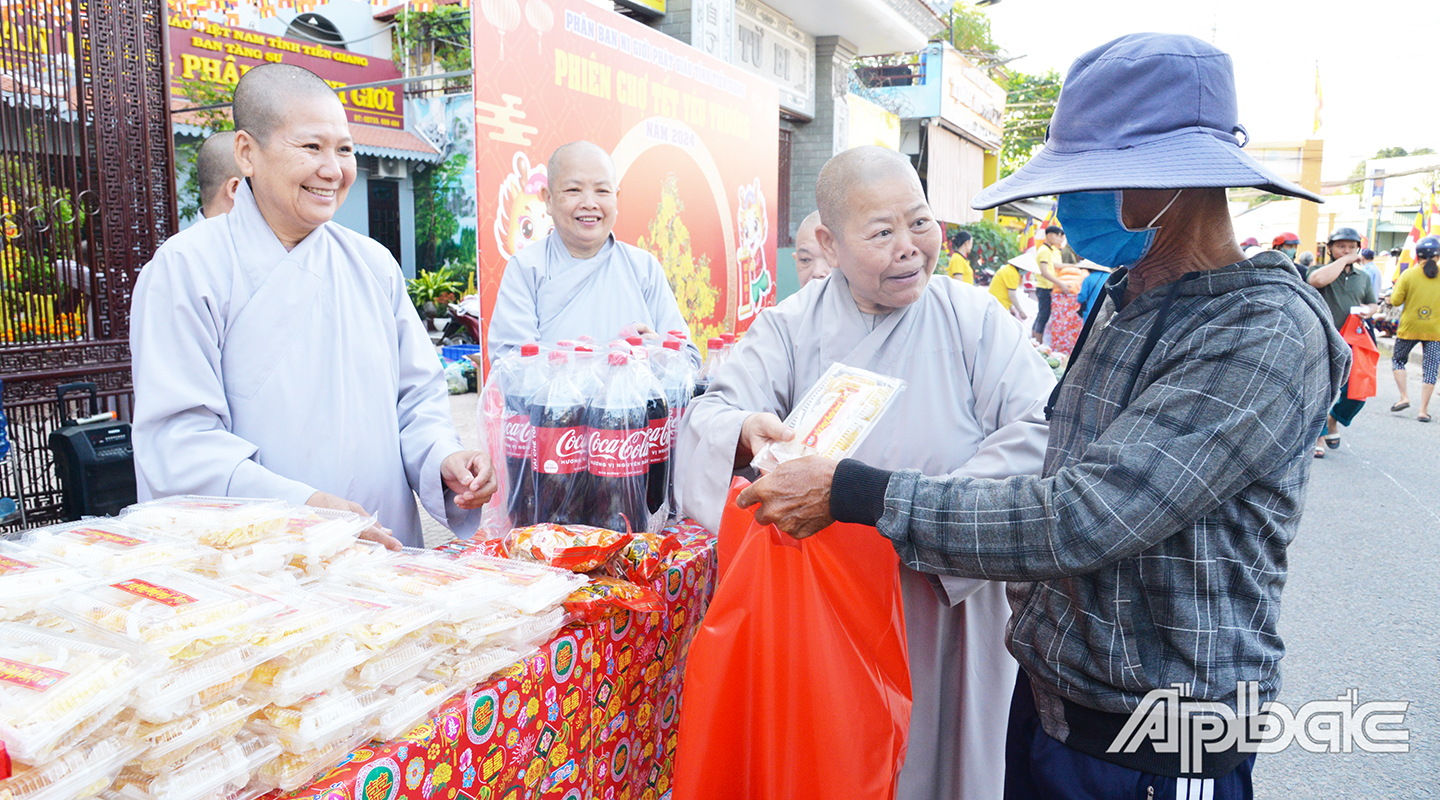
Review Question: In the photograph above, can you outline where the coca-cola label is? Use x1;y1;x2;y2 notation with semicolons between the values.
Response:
533;426;587;474
646;418;671;465
587;428;648;477
504;414;533;460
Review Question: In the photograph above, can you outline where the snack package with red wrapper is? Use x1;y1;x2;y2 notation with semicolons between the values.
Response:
504;523;632;573
603;532;681;582
563;577;665;625
432;536;509;561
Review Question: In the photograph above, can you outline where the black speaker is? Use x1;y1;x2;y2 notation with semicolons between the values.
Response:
48;382;136;520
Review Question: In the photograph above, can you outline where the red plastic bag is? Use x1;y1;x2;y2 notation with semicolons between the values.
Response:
1342;313;1378;400
672;479;911;800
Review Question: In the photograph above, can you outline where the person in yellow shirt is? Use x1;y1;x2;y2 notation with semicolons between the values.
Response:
947;230;975;284
988;252;1030;322
1389;235;1440;422
1032;225;1067;343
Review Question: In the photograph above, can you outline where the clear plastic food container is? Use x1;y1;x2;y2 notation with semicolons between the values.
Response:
120;497;290;549
291;539;386;577
47;568;273;658
111;729;279;800
487;607;567;648
128;696;258;773
0;544;92;622
423;646;529;688
0;623;146;765
249;688;384;754
0;734;143;800
274;508;372;561
250;723;369;792
305;581;445;651
129;646;266;724
370;677;456;741
221;577;363;658
337;550;519;622
428;611;528;649
438;554;587;614
752;363;907;473
246;637;367;707
18;521;196;574
190;537;294;578
348;639;446;689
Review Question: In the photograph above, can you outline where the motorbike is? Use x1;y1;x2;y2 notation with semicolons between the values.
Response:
440;294;481;347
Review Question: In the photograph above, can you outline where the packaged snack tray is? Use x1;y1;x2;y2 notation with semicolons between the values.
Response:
504;524;631;572
111;730;278;800
428;611;528;648
485;607;568;648
128;696;258;774
129;645;267;724
335;550;518;622
18;521;195;574
370;678;455;741
190;537;294;578
274;508;371;561
249;688;384;754
751;363;905;473
348;639;445;689
246;637;367;707
423;646;529;687
0;734;143;800
222;577;363;657
120;496;289;549
251;724;368;792
47;568;273;658
305;581;445;651
0;544;92;622
293;539;385;577
436;553;587;614
0;624;146;765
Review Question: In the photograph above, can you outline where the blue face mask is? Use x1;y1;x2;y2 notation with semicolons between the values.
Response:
1056;190;1182;268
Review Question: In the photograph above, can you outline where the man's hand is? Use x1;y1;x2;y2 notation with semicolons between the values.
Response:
736;412;794;469
306;491;402;550
734;456;839;540
442;450;499;510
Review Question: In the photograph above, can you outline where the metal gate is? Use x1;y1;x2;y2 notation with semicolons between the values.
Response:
0;0;176;527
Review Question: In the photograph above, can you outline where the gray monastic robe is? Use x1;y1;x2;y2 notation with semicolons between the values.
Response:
130;181;476;548
487;232;701;367
675;267;1054;800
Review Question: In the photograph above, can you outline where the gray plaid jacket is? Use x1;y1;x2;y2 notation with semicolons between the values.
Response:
876;252;1350;736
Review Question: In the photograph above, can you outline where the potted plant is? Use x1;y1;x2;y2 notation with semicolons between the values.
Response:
407;269;461;331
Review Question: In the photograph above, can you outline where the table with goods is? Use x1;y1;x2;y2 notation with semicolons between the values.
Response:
0;333;744;800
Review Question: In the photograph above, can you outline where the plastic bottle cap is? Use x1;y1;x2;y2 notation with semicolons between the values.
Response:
520;343;540;356
663;340;681;350
548;351;568;364
609;352;629;366
707;337;724;348
626;336;644;346
667;330;687;338
721;333;735;344
578;335;595;343
574;345;592;353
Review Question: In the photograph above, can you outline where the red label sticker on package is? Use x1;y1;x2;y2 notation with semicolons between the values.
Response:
72;527;144;547
504;414;533;459
0;555;36;573
0;657;69;691
532;426;587;474
587;429;648;477
111;578;199;607
646;417;671;465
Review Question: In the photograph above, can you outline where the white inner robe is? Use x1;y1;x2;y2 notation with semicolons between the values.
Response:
674;268;1055;800
130;180;476;548
487;232;701;368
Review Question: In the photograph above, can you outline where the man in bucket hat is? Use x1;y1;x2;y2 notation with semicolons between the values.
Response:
732;33;1352;798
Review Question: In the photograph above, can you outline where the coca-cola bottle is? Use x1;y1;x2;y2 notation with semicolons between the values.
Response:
571;344;604;398
585;352;649;531
695;336;726;396
630;348;671;515
530;351;589;525
503;343;545;526
660;338;694;510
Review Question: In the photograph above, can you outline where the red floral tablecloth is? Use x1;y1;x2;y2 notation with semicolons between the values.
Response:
278;521;717;800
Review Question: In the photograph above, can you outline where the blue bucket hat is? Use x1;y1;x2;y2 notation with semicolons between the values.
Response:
972;33;1322;209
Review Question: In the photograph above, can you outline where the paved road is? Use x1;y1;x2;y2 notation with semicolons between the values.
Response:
1252;341;1439;799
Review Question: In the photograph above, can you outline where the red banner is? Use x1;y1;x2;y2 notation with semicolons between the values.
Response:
472;0;779;359
167;15;405;130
